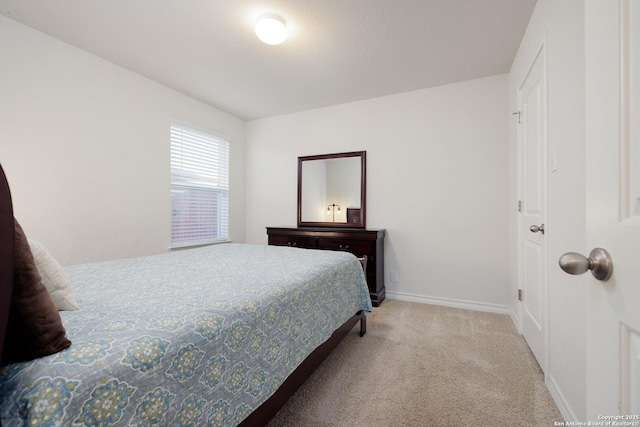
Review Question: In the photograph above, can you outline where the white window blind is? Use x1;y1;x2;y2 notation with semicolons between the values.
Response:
171;124;229;247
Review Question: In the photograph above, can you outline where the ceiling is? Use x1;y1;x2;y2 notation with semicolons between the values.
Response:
0;0;536;120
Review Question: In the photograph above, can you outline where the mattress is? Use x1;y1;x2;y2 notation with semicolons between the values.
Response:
0;243;372;426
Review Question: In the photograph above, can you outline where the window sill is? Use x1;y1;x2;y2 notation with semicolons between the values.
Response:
169;239;231;251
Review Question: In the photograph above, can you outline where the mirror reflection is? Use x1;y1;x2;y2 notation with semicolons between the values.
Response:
298;151;366;228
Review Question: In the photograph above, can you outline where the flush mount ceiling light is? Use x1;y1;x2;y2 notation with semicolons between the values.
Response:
255;13;288;45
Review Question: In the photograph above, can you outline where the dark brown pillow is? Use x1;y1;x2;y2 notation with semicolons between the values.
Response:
0;164;14;365
1;220;71;364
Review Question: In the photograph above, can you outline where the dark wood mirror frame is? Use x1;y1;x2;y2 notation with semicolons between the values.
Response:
297;151;366;228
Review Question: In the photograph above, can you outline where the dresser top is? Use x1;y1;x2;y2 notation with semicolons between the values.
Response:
266;226;385;238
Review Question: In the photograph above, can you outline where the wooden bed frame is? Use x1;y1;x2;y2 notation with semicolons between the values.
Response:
0;164;366;426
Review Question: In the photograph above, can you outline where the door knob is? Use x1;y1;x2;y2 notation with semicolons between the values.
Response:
558;248;613;281
530;224;545;234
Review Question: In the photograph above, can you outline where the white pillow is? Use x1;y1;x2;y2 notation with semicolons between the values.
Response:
29;240;79;311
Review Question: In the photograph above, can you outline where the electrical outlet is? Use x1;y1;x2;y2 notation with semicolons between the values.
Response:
390;271;399;282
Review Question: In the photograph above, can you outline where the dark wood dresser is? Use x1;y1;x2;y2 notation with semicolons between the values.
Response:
266;227;385;306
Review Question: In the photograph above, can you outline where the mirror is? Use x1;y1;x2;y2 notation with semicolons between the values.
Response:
298;151;366;228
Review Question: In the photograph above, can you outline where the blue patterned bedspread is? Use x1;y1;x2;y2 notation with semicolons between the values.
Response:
0;243;372;426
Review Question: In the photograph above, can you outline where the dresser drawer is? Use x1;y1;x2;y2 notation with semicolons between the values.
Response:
268;235;316;248
316;238;373;257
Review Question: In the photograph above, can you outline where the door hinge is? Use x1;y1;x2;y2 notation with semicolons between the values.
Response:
518;289;523;301
512;111;522;124
518;200;522;212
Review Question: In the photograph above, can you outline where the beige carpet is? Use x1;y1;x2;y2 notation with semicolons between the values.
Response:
267;299;562;427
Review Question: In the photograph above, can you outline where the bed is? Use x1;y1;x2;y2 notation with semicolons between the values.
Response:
0;166;372;426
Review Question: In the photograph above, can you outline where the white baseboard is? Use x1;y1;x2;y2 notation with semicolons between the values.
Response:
546;374;576;422
509;307;522;333
385;291;511;315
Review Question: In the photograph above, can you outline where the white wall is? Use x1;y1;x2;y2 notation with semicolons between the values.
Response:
246;75;510;309
325;158;360;224
0;16;246;266
508;0;586;420
301;160;327;222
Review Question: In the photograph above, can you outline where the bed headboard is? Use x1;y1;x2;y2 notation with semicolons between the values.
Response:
0;164;15;362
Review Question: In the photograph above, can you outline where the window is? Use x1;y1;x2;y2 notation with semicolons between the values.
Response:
170;124;229;247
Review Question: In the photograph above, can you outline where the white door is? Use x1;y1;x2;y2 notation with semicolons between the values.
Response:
584;0;640;418
519;45;548;372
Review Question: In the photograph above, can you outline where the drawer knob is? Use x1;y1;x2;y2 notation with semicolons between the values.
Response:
288;242;297;247
339;244;349;250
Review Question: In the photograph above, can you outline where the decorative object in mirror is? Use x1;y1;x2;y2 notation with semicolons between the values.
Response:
298;151;366;228
346;208;361;224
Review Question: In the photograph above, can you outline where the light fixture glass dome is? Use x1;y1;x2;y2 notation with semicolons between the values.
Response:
255;13;288;45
